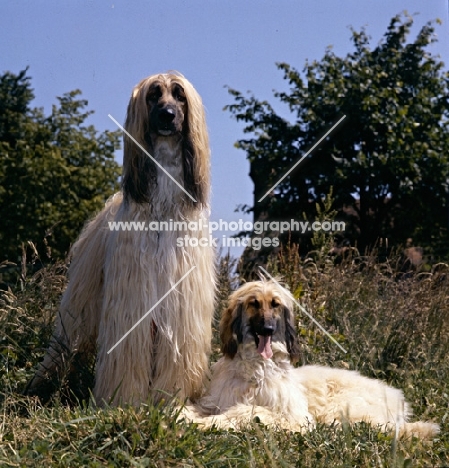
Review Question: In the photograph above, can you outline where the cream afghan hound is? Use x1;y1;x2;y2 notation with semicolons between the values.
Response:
183;280;439;439
27;72;216;406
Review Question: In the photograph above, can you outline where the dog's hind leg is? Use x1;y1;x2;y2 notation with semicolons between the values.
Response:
25;208;108;401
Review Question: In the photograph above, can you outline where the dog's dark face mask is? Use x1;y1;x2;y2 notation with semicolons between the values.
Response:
146;82;186;137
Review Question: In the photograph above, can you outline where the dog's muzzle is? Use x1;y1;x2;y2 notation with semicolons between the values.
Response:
157;107;177;136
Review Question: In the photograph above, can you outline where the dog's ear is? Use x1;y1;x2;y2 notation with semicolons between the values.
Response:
220;302;243;359
182;141;200;205
122;86;156;204
180;76;210;207
283;305;301;364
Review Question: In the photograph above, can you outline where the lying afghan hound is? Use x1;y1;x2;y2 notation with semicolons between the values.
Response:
183;280;439;439
27;72;216;405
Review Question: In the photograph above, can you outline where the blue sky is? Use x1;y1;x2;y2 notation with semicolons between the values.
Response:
1;1;448;257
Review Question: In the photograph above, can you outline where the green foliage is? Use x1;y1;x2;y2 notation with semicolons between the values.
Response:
0;69;121;261
226;14;449;259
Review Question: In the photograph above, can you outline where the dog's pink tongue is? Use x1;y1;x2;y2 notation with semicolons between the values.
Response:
257;335;273;359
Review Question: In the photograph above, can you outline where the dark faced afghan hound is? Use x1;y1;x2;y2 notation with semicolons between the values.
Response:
27;73;216;405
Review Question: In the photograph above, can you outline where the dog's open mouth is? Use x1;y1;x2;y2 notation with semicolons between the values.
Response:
257;334;273;360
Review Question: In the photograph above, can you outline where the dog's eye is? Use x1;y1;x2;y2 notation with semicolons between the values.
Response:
175;93;186;102
250;299;260;308
173;86;186;102
147;87;161;102
271;299;280;308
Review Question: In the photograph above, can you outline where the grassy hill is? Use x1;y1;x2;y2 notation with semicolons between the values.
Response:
1;248;448;467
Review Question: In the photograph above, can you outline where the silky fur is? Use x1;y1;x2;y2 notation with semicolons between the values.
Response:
27;72;215;406
183;280;439;439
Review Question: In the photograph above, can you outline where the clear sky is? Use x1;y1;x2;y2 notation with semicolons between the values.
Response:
1;1;448;257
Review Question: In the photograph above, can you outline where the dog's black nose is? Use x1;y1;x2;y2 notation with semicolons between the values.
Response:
159;107;176;124
262;320;275;335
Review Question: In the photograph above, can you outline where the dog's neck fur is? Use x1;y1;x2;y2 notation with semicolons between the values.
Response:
152;136;183;168
198;340;301;416
233;341;293;384
150;136;195;220
150;136;186;218
123;134;196;220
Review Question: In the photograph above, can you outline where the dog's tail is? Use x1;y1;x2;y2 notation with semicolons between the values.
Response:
400;421;440;439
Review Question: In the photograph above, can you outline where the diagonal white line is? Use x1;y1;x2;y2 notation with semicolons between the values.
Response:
258;115;346;203
258;266;347;353
108;114;197;203
107;265;196;354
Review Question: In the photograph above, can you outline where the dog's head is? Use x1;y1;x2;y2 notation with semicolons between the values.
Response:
220;280;300;363
122;72;210;206
142;75;187;137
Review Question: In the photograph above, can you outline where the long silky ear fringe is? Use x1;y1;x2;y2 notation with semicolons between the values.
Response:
220;302;243;358
180;75;210;208
284;305;301;364
121;78;156;204
181;141;200;206
122;139;155;204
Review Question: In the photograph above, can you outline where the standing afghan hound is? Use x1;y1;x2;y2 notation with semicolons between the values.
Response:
183;280;439;439
27;72;216;406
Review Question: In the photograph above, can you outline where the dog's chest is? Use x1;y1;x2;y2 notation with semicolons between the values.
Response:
234;347;293;401
154;140;182;166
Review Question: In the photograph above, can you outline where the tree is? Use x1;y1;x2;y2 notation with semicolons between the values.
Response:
0;69;121;262
226;14;449;260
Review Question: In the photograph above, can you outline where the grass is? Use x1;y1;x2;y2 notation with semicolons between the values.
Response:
0;248;448;467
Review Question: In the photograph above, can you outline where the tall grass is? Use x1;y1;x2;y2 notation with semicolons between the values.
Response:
0;247;448;467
